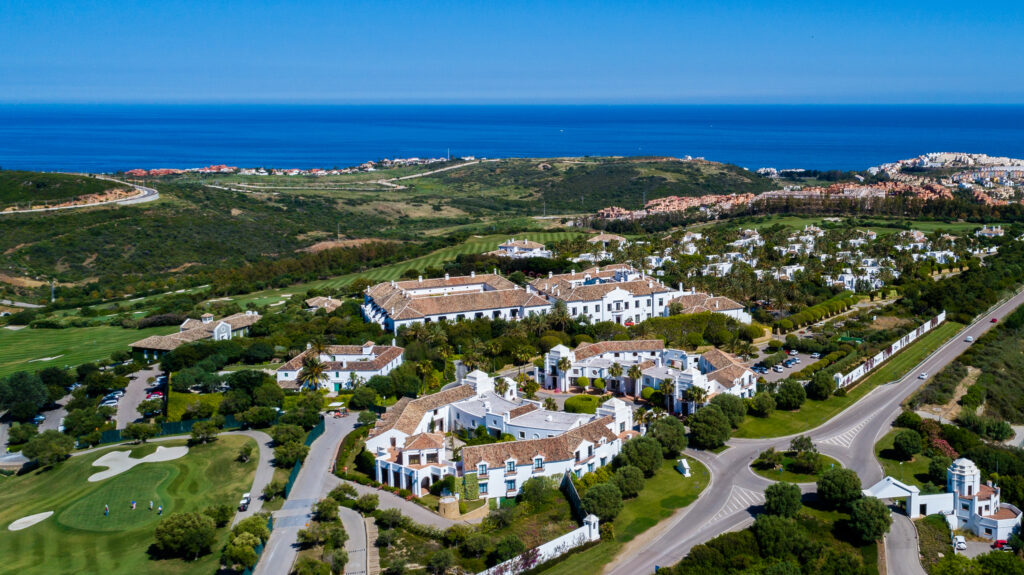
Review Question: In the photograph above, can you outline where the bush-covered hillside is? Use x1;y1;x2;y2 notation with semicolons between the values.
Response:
0;170;123;206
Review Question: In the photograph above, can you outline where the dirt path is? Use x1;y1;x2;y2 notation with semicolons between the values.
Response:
917;366;980;422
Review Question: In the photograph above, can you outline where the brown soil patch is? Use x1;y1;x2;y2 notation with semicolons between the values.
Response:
871;316;912;330
169;262;199;273
230;208;243;216
3;243;31;255
919;366;981;422
0;273;48;288
297;239;396;253
82;253;98;267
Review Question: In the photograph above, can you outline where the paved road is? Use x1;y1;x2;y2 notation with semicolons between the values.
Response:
339;506;368;575
0;299;43;309
607;288;1024;575
0;176;158;214
887;512;927;575
228;429;275;525
255;416;356;575
116;366;163;429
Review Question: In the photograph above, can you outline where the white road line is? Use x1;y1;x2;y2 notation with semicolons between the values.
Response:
708;485;763;524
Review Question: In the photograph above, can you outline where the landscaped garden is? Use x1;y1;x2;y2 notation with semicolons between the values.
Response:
751;438;844;484
0;435;259;575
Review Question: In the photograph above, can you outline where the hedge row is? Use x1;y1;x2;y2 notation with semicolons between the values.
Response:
775;292;860;333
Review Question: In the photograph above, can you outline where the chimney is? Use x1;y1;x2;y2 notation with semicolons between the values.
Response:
418;275;423;283
471;270;475;278
444;272;450;280
548;271;553;279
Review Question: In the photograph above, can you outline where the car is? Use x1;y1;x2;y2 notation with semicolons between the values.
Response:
991;318;999;323
773;365;784;373
239;493;252;512
57;418;65;433
146;393;163;400
918;373;928;380
106;390;124;399
810;352;821;359
32;414;46;425
965;336;974;343
992;539;1008;550
954;535;967;550
794;358;801;364
788;350;799;356
100;400;118;408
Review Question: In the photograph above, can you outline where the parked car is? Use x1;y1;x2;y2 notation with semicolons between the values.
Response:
965;336;974;343
106;390;124;399
239;493;252;512
32;414;46;425
992;539;1009;550
810;352;821;359
991;318;999;323
918;373;928;380
788;350;799;356
100;400;118;408
773;365;784;373
954;535;967;550
146;393;163;400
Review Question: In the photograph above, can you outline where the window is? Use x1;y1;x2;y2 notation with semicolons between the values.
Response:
534;458;544;470
506;461;516;472
658;298;663;306
571;308;577;315
588;462;595;473
478;464;487;475
480;482;488;494
588;446;594;458
583;306;589;313
962;503;970;511
519;432;525;439
506;480;516;492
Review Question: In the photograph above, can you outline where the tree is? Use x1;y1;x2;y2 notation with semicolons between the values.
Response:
613;465;645;498
754;447;784;470
237;444;254;463
274;442;310;467
22;430;75;466
806;372;833;401
753;514;805;559
609;363;624;393
238;405;278;428
848;496;891;542
0;371;49;421
358;410;378;426
593;377;606;392
223;532;260;569
893;429;923;461
460;533;491;558
492;535;526;562
354;494;379;514
190;420;220;444
750;392;776;417
709;394;746;427
6;422;37;445
232;513;272;543
622;436;662;476
297;354;328;391
929;455;953;484
263;478;286;501
817;468;862;510
543;397;558;411
977;549;1024;574
557;357;572;390
377;508;404;528
689;405;732;450
789;435;816;454
627;364;643;397
154;512;217;559
775;379;806;410
137;398;163;417
764;482;802;517
930;554;982;575
293;556;331;575
581;482;623;522
203;504;234;527
348;386;378;410
648;417;687;458
271;424;305;445
427;549;454;575
313;497;340;522
124;422;159;443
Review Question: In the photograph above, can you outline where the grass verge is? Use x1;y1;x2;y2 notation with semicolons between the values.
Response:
874;429;937;491
751;453;843;483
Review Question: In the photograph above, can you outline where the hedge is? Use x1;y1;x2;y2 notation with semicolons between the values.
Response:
565;395;601;414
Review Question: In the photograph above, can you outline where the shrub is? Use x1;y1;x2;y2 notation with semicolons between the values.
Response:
640;387;655;400
709;394;746;427
648;417;687;458
894;410;922;430
154;512;216;559
775;380;806;410
274;442;310;467
622;436;662;476
203;504;234;527
689;405;731;450
564;395;599;414
817;468;862;510
461;533;491;557
750;392;776;417
354;494;379;514
893;430;922;461
581;482;623;522
613;465;645;498
492;535;526;563
764;482;802;517
849;496;891;542
348;387;378;410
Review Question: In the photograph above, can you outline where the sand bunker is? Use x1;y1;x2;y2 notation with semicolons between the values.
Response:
30;355;64;362
8;511;54;531
88;445;188;482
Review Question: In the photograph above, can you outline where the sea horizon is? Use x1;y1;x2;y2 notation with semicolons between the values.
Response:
2;103;1024;173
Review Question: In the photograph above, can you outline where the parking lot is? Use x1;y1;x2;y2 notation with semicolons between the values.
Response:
115;365;165;429
751;351;817;383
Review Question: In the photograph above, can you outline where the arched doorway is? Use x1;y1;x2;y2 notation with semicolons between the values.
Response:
421;476;431;492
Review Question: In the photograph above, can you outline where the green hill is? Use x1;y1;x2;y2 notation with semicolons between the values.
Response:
0;170;123;207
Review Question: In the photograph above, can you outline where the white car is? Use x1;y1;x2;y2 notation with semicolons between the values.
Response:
100;399;118;408
954;535;967;550
918;373;928;380
965;336;974;343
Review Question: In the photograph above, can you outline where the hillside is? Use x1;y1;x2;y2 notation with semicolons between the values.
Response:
0;170;124;207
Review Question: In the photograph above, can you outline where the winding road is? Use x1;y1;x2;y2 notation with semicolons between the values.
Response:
0;176;158;215
606;288;1024;575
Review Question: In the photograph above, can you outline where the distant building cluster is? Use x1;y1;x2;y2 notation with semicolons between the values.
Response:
594;194;756;221
757;181;953;203
122;156;456;177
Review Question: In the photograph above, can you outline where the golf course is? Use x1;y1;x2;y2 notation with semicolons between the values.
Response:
0;435;258;575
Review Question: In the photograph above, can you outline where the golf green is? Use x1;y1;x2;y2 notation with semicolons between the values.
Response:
0;435;258;575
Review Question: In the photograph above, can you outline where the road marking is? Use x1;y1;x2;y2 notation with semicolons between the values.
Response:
708;485;763;524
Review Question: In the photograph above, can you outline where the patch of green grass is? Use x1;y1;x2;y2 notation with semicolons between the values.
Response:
261;466;291;512
734;321;962;438
539;457;709;575
165;390;223;422
128;444;158;459
916;514;952;572
875;429;935;490
751;453;843;483
0;435;258;575
0;325;176;379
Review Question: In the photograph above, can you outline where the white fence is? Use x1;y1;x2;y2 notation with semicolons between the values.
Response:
832;311;946;389
476;515;601;575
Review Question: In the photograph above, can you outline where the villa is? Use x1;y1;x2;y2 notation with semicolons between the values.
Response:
364;370;634;498
530;264;682;326
275;341;404;391
305;296;343;313
667;291;752;324
486;238;553;259
130;311;261;361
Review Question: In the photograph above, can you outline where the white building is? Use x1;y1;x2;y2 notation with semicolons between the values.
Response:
276;341;404;391
362;272;551;333
667;291;752;324
530;264;682;326
130;311;261;361
365;370;634;499
864;458;1021;541
487;238;553;259
305;296;342;313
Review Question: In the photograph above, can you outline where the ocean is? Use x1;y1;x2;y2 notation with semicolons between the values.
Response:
1;104;1023;173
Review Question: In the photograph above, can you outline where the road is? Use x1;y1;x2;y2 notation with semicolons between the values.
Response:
887;513;927;575
607;288;1024;575
0;176;158;214
0;299;43;309
339;506;367;575
115;365;163;429
228;429;275;525
255;416;356;575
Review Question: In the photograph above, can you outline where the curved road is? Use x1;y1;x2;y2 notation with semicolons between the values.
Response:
607;288;1024;575
0;175;158;215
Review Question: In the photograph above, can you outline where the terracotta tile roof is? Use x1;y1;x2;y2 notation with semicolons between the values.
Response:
369;385;477;437
964;484;997;500
573;339;665;360
278;345;404;374
180;311;261;333
668;293;744;314
700;349;751;389
500;239;545;249
305;296;342;312
985;507;1019;520
403;432;446;451
131;312;261;351
508;403;539;419
367;274;549;320
462;416;618;469
533;279;673;302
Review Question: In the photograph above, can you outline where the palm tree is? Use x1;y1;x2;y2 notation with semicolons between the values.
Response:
556;357;572;391
308;338;329;360
494;378;510;398
685;386;708;414
297;354;328;391
548;301;571;331
609;362;624;394
627;364;643;397
662;381;676;411
512;345;533;376
543;397;558;411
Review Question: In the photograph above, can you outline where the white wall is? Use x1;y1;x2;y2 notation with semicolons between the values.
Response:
477;516;600;575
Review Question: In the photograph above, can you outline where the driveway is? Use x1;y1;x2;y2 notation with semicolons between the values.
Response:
339;506;367;575
116;365;162;429
227;430;274;526
887;513;927;575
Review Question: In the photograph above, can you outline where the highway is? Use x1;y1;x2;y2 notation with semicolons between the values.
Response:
606;288;1024;575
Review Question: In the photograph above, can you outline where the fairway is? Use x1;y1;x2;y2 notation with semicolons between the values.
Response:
0;436;258;575
0;325;176;378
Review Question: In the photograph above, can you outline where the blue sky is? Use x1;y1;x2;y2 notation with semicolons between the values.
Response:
2;0;1023;104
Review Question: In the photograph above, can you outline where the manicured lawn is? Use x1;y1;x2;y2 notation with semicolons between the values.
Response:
875;429;935;490
539;457;710;575
166;390;223;422
734;321;962;438
0;435;258;575
0;325;176;378
751;453;843;483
